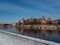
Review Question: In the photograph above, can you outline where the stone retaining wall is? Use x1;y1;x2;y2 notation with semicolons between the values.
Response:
19;25;60;30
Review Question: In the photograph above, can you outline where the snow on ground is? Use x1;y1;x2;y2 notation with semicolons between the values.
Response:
0;31;45;45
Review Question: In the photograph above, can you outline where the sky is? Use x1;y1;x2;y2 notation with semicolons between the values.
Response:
0;0;60;23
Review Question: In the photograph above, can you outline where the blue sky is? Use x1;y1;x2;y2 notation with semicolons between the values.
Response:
0;0;60;23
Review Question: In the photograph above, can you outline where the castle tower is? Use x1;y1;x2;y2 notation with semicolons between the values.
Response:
47;17;52;25
41;16;47;25
21;18;25;25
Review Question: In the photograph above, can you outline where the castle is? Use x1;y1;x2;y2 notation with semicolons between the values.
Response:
16;16;60;25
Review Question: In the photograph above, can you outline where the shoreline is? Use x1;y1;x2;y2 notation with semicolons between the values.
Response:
0;30;60;45
19;25;60;30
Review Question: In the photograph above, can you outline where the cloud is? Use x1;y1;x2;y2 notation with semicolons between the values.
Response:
0;3;50;15
49;0;60;5
0;3;60;19
20;0;60;14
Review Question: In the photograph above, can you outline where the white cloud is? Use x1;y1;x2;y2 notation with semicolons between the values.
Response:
19;0;60;14
0;3;60;18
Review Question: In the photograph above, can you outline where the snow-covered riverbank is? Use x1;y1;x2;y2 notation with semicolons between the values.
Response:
0;30;60;45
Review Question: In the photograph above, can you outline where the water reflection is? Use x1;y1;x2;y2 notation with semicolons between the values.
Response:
0;26;60;43
18;28;60;36
17;28;60;43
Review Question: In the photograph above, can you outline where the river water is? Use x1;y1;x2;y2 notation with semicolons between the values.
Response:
0;26;60;43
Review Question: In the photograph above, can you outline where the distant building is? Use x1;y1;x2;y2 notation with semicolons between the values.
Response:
11;23;16;27
16;16;60;25
41;16;47;25
47;17;52;25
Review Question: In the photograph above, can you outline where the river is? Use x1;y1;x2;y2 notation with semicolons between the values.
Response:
0;26;60;43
